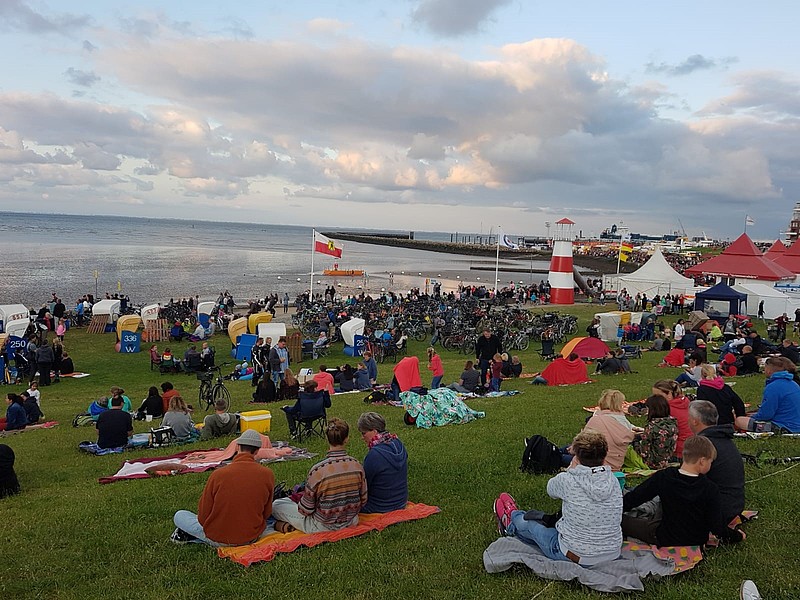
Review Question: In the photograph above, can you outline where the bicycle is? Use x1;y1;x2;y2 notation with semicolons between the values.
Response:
197;365;231;411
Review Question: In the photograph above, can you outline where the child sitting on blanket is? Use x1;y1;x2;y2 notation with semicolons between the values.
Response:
622;435;745;547
494;431;623;566
489;353;503;392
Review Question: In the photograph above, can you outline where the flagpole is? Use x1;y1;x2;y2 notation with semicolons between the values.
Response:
310;229;315;301
494;227;500;297
616;236;622;275
744;215;747;234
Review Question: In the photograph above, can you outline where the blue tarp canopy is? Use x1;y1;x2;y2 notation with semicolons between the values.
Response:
693;283;747;316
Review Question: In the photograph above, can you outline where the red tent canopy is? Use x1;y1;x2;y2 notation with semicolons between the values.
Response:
769;240;800;275
685;234;795;281
764;239;787;259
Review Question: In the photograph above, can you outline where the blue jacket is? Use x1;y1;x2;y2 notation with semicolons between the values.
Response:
361;437;408;513
753;371;800;432
5;402;27;430
354;369;371;390
363;357;378;382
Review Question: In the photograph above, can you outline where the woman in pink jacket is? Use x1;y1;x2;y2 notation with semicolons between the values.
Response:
571;389;638;471
426;347;444;389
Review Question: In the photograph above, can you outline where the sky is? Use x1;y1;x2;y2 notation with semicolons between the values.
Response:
0;0;798;240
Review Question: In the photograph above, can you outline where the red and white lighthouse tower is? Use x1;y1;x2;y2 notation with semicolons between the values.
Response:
548;218;575;305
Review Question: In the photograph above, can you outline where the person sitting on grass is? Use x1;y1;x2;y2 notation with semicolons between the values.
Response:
688;401;745;525
357;411;408;513
566;389;639;471
136;386;164;420
362;351;378;386
59;350;75;375
595;350;623;375
734;357;800;434
312;364;336;397
171;429;275;546
160;381;180;414
674;353;706;388
0;394;27;432
622;435;745;547
0;444;21;499
109;386;132;413
335;364;356;392
632;395;678;469
96;395;133;449
271;418;367;533
200;399;238;440
696;364;746;426
161;395;197;440
279;368;300;401
737;345;759;376
21;391;43;424
494;431;623;566
448;360;481;393
652;379;691;458
354;363;372;391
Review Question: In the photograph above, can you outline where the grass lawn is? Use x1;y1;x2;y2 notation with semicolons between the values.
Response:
1;304;798;599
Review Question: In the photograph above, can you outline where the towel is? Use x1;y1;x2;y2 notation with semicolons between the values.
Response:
218;502;440;566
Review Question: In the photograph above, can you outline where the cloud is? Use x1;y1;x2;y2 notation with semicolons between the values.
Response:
645;54;738;76
0;35;795;237
0;0;91;35
411;0;512;36
305;18;351;35
64;67;100;87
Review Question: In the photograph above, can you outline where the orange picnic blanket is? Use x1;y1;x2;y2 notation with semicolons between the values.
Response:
218;502;440;566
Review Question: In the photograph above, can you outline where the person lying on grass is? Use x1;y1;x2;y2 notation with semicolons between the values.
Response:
272;418;366;534
495;430;623;566
622;435;745;547
171;429;275;546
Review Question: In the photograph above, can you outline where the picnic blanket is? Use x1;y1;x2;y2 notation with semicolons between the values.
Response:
400;388;485;429
218;502;440;566
79;441;126;455
99;442;315;484
483;537;701;593
0;421;58;437
462;390;522;398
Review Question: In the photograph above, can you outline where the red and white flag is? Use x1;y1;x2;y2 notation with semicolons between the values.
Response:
314;232;343;258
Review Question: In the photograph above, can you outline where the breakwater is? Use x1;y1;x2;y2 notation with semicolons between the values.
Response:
322;232;638;275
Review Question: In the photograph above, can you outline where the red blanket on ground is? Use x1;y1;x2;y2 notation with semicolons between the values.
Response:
217;502;441;565
541;358;590;386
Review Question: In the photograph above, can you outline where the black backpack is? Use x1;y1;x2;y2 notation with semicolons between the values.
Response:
520;435;562;474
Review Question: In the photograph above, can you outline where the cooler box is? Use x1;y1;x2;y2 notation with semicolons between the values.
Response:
240;410;271;433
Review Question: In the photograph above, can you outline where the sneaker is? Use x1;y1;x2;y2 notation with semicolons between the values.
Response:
740;580;762;600
169;528;197;545
493;492;518;536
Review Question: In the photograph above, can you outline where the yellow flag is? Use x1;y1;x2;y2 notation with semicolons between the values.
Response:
117;280;122;291
619;243;633;262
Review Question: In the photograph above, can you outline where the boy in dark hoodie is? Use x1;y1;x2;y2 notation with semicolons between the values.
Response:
622;435;745;547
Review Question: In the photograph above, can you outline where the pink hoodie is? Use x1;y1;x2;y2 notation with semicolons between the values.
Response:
698;376;725;390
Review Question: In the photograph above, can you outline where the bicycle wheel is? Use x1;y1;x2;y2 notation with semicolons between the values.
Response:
212;384;231;412
516;334;530;351
413;328;427;342
198;381;211;409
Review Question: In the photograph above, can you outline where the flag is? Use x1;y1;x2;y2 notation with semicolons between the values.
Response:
499;234;519;249
746;215;755;226
619;243;633;262
314;232;343;258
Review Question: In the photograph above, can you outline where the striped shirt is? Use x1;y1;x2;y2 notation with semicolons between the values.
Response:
299;450;367;528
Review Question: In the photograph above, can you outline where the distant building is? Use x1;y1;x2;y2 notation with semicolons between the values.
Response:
786;202;800;243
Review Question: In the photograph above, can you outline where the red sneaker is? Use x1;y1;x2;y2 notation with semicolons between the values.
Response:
493;492;518;535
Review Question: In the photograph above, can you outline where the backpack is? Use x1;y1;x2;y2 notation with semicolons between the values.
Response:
72;413;94;427
149;426;176;448
520;435;563;474
363;390;387;403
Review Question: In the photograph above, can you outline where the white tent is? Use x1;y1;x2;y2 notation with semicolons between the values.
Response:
594;311;645;342
732;283;798;319
615;248;694;297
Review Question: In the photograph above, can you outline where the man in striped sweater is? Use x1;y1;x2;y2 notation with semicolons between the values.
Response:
272;418;367;533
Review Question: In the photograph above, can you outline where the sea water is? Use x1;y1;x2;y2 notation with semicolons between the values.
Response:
0;212;553;307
